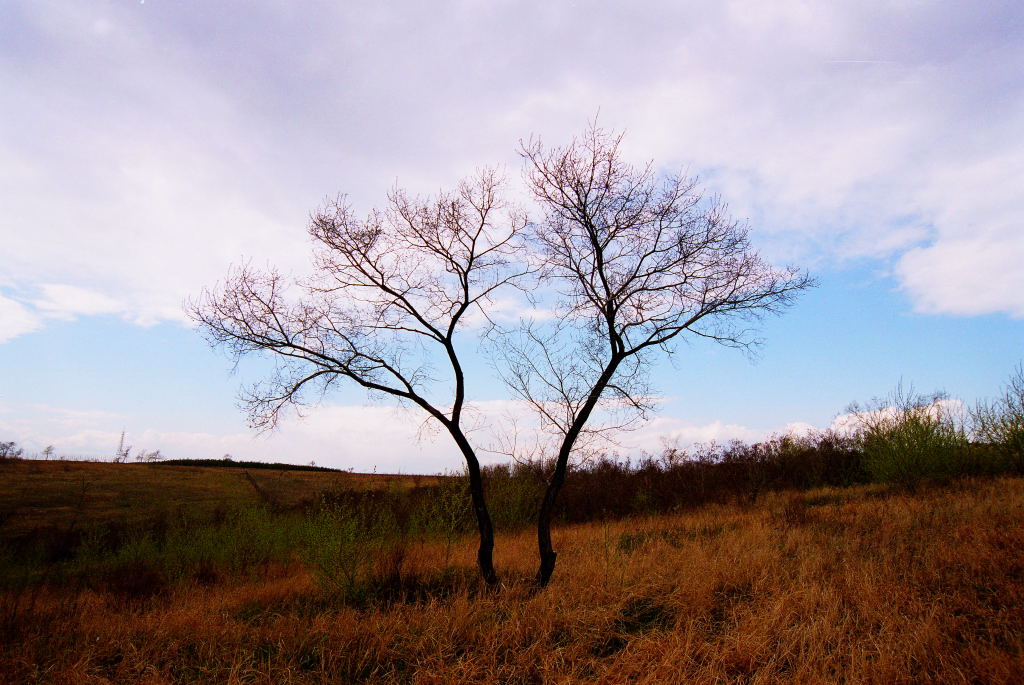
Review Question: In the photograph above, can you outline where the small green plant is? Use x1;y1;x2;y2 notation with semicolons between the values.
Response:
302;507;371;602
849;384;971;486
483;463;539;530
420;476;470;568
972;364;1024;472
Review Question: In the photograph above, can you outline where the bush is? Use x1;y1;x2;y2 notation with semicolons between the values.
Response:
483;463;543;529
849;385;972;486
301;496;420;604
972;364;1024;472
303;510;369;600
416;476;472;567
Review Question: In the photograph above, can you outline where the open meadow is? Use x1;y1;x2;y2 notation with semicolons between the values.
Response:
1;456;1022;683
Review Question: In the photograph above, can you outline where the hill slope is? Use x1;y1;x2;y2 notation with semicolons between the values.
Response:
0;459;440;539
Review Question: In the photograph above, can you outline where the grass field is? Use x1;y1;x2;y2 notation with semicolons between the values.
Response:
0;459;440;537
1;459;1021;683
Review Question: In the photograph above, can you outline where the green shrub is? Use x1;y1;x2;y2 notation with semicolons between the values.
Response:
415;476;471;567
302;510;369;600
484;464;541;530
850;385;971;486
63;505;304;592
300;501;413;604
972;364;1024;472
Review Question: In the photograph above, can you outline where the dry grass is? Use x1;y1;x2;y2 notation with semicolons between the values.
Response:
2;476;1022;683
0;460;439;537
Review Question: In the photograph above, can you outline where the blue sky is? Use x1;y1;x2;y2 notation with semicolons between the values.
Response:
1;1;1022;472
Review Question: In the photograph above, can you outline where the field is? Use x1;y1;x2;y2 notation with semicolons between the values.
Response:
0;459;438;537
1;459;1022;683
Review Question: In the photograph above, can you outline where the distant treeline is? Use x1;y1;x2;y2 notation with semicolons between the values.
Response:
155;458;342;473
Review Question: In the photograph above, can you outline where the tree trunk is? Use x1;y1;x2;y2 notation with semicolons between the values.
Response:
535;478;563;586
534;358;621;587
464;458;499;585
535;451;572;587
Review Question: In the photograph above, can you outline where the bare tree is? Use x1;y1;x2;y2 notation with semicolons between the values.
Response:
516;125;814;586
191;127;812;589
189;169;526;585
135;448;164;463
0;441;24;461
114;431;131;463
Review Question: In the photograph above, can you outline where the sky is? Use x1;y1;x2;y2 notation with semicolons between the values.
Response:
1;1;1022;473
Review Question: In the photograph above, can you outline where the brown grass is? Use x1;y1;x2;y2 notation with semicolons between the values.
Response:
2;476;1022;682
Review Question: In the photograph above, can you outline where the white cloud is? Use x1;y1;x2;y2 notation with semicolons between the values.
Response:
826;397;967;435
0;404;124;458
898;232;1024;318
0;294;41;342
33;284;123;319
896;152;1024;317
500;3;1024;315
0;400;464;472
1;0;1021;353
1;1;311;342
459;295;558;329
5;389;977;471
781;421;819;438
0;396;808;472
622;415;769;454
